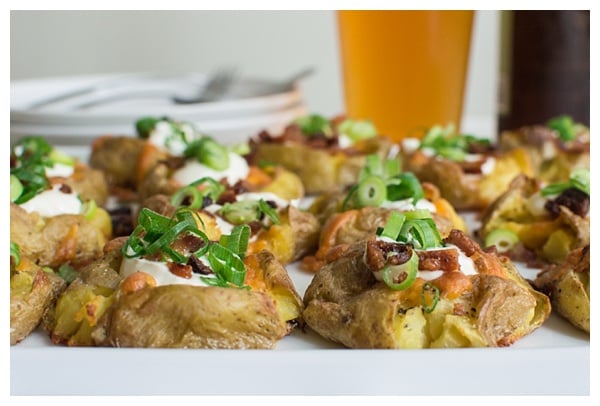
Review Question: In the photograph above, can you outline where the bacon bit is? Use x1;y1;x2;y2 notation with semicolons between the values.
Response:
417;248;459;272
445;229;506;278
167;262;193;279
120;271;157;294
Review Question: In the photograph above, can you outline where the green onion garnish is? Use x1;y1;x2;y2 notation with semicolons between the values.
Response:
135;116;163;139
484;228;519;253
356;175;387;207
122;208;209;263
57;263;79;284
381;250;418;290
294;114;333;137
219;199;280;226
337;119;377;141
421;283;440;313
547;115;576;142
541;168;590;197
10;242;21;267
377;212;442;249
10;175;23;202
81;200;98;220
202;241;247;288
386;172;425;204
377;212;406;240
184;136;230;171
419;123;490;162
171;177;225;209
343;154;421;209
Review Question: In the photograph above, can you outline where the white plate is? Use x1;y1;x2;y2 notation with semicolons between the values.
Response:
10;256;590;395
10;103;308;147
11;73;304;124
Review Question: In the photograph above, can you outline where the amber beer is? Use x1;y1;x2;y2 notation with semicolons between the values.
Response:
337;10;474;141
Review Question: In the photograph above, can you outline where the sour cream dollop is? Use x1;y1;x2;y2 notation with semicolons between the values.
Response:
120;256;214;287
19;184;82;217
173;152;250;186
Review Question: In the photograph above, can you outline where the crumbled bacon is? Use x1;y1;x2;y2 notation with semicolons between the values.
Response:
364;240;412;272
544;187;589;218
416;248;459;272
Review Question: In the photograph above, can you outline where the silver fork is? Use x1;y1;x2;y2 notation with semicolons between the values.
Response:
172;68;237;104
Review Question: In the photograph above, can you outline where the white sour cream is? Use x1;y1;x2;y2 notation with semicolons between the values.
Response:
369;242;478;281
479;157;496;176
236;192;299;208
45;162;75;178
173;152;250;186
337;134;355;149
401;137;421;154
380;198;437;212
120;256;214;287
148;121;198;156
19;184;82;217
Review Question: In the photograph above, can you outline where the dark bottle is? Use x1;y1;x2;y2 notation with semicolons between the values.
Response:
498;10;590;131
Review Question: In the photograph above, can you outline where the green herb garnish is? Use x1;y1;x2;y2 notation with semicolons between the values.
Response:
294;114;333;137
547;115;576;142
10;242;21;267
541;168;590;197
184;136;230;171
57;263;79;284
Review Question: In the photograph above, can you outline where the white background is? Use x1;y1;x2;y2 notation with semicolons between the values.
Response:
10;10;500;136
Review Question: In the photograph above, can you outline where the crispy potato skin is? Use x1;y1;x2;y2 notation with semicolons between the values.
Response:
479;174;590;265
303;239;550;349
10;203;106;269
253;137;393;194
11;260;66;345
95;285;287;349
65;163;110;206
533;246;590;333
89;136;148;189
45;242;302;348
403;148;533;211
499;126;590;184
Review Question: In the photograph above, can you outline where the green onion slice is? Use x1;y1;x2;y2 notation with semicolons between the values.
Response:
81;200;98;220
294;114;333;137
399;218;443;249
10;175;23;202
547;115;576;142
356;175;387;207
484;228;519;253
122;208;209;263
219;224;251;260
135;116;163;139
387;172;425;203
541;168;590;197
184;136;230;171
421;283;440;313
57;263;79;284
381;250;418;290
219;199;280;226
337;119;378;141
377;211;406;240
10;242;21;267
202;242;247;288
171;177;225;209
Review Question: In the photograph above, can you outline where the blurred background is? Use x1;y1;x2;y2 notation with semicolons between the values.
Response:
10;10;500;137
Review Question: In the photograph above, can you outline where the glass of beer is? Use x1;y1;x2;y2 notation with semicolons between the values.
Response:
337;10;474;141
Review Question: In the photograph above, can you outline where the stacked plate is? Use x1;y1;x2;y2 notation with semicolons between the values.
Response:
10;72;308;155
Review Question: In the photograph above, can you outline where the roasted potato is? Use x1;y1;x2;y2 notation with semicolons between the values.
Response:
478;174;590;265
44;238;303;349
532;246;590;333
303;229;551;349
11;254;66;345
248;118;395;195
10;203;109;269
403;147;534;211
499;119;590;184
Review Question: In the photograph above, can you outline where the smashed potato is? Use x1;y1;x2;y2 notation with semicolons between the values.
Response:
303;230;550;349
